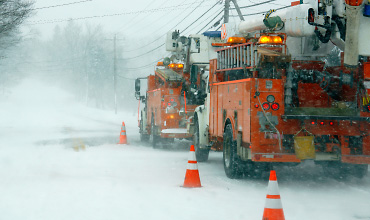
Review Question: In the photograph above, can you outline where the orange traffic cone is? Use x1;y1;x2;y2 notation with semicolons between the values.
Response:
183;145;201;188
262;170;285;220
118;122;128;144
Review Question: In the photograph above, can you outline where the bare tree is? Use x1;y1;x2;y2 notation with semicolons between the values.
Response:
0;0;33;52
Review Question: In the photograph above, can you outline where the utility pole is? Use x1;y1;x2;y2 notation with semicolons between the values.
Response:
106;34;124;114
224;0;230;23
114;34;117;114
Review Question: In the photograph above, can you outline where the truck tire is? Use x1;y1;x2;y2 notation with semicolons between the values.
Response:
161;138;174;149
140;115;149;142
151;117;159;149
193;117;209;162
223;124;243;179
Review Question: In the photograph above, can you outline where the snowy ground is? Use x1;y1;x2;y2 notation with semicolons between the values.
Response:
0;79;369;220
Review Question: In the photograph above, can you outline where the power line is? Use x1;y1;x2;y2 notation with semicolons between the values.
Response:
119;43;165;61
119;0;209;59
116;0;172;34
230;5;290;17
120;51;172;71
196;10;224;34
26;2;217;26
230;0;277;9
119;2;221;67
116;75;138;80
180;0;220;34
34;0;93;10
185;7;223;34
121;0;198;52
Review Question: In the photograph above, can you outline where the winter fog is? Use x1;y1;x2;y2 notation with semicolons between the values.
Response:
1;0;370;219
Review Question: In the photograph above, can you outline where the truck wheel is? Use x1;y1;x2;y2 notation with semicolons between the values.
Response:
140;117;149;142
193;117;209;162
151;118;159;149
161;138;174;149
140;131;150;142
223;124;243;179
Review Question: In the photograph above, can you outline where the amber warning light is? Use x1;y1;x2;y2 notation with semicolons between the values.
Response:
168;63;184;69
227;37;246;44
258;36;283;44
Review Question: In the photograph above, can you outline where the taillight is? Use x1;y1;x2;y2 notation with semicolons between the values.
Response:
329;121;334;126
271;103;279;111
308;8;315;24
319;121;324;125
170;98;174;102
167;102;171;106
254;104;259;108
262;102;270;110
311;121;316;125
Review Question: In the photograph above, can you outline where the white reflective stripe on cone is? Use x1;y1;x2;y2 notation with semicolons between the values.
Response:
187;162;198;170
267;181;280;195
121;132;126;135
264;198;283;209
188;151;196;161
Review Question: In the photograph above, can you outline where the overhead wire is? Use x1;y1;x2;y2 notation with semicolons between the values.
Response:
196;9;224;34
116;0;173;35
230;5;291;17
118;54;170;79
115;0;165;33
121;0;199;52
120;43;165;60
119;0;210;60
185;7;223;34
120;0;223;73
26;2;217;26
33;0;93;10
179;0;220;34
230;0;277;9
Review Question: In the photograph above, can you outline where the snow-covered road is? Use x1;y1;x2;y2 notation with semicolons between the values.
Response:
0;79;369;220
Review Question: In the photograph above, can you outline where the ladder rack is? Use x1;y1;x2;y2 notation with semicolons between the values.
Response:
216;42;258;72
155;68;183;82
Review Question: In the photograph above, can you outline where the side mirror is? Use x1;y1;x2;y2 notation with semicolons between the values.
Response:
190;65;198;90
135;79;141;99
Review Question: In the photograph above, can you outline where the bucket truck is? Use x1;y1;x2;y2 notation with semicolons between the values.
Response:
190;0;370;178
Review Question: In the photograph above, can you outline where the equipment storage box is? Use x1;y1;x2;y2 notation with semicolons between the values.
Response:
294;136;315;159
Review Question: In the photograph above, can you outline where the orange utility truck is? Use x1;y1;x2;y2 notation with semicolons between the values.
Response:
135;31;223;148
191;0;370;178
135;62;196;148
